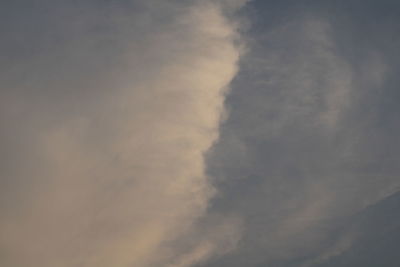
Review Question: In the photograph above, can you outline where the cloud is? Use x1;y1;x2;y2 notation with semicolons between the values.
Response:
204;5;400;266
0;1;247;266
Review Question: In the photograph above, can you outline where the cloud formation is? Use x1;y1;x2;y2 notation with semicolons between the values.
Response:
204;1;400;266
3;1;400;267
0;1;246;266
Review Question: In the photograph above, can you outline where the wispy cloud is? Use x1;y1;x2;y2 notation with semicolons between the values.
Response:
205;7;400;266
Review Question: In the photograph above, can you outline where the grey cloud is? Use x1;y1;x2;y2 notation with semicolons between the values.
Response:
2;1;400;267
203;1;400;266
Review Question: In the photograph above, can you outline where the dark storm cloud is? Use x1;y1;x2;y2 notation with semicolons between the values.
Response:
203;1;400;266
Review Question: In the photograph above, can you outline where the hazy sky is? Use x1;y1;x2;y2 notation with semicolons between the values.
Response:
1;1;400;267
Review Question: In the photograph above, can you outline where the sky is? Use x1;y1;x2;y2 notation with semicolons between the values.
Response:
0;1;400;267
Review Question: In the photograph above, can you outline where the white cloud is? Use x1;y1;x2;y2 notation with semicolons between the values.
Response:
0;1;246;266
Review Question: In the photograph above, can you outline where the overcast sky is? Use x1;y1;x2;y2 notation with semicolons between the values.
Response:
1;1;400;267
